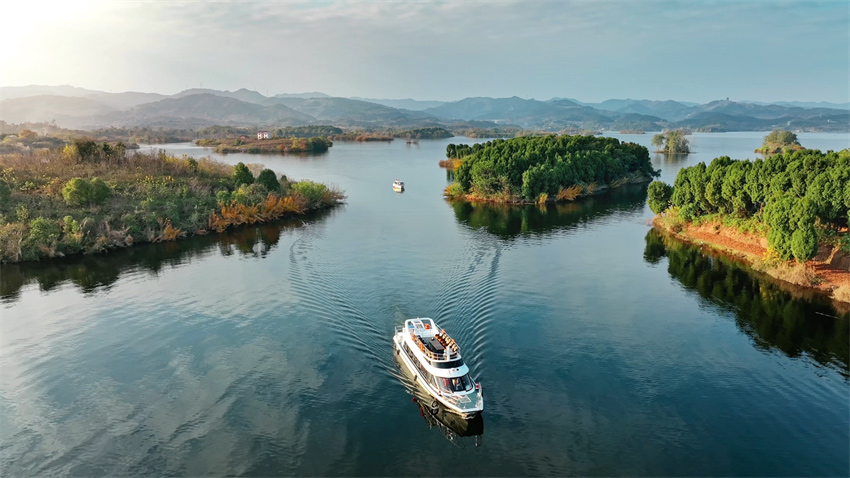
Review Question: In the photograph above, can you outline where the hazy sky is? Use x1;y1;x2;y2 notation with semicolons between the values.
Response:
1;0;848;103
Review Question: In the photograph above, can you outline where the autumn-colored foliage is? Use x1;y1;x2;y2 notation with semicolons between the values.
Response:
159;220;185;241
209;193;310;232
556;185;583;201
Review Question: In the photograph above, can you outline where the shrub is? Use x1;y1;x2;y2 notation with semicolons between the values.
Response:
557;184;583;202
63;215;82;235
257;169;281;193
0;223;26;262
0;179;10;208
291;180;327;206
62;178;111;206
841;234;850;253
89;178;112;205
232;162;254;187
62;178;93;206
25;216;61;257
216;189;231;204
444;182;464;198
231;183;267;206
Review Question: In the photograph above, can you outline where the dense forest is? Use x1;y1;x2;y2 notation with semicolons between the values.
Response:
444;135;658;203
647;149;850;262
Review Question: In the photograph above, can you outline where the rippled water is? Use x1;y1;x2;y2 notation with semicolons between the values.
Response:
2;133;848;476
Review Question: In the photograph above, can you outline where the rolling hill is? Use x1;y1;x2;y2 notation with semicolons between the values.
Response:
1;85;846;133
117;94;317;128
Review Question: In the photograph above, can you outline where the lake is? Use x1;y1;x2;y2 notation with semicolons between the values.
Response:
1;132;848;476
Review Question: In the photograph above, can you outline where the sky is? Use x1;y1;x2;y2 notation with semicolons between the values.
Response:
1;0;848;103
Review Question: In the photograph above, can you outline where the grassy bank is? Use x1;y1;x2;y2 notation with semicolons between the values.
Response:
0;144;343;263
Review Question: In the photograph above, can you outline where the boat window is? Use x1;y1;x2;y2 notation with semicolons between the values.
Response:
448;374;473;392
433;375;452;393
430;358;464;369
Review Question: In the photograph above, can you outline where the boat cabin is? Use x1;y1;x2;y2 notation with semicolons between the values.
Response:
400;318;474;386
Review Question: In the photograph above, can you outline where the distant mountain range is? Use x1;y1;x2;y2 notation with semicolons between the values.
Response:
1;85;847;132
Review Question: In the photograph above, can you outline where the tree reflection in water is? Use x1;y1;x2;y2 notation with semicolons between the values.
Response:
644;229;849;376
449;183;648;240
0;209;335;303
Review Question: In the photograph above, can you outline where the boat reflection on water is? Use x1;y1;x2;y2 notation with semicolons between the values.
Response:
411;395;484;448
394;349;484;448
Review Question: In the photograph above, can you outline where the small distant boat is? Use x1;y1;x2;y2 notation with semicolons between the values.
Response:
393;317;483;418
392;179;405;191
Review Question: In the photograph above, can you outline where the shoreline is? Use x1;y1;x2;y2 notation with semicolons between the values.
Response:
651;215;850;309
0;201;342;265
445;175;651;205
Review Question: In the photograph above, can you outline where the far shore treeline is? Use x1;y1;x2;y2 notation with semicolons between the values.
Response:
0;138;344;263
443;135;658;203
0;121;459;155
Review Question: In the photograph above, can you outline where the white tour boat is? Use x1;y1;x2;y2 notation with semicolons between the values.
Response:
392;179;405;191
393;317;483;418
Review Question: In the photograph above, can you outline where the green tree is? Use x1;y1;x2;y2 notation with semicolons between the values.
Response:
256;169;280;192
652;130;690;154
232;162;254;187
764;196;818;261
647;181;674;214
790;227;818;262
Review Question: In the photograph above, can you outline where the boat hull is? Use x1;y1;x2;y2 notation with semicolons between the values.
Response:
393;332;481;419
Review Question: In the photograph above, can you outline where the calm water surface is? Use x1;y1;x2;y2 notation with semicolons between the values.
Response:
2;132;848;476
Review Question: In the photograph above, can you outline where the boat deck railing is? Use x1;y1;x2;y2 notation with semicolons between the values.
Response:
398;320;462;362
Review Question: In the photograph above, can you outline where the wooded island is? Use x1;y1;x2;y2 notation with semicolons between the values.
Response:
442;135;658;203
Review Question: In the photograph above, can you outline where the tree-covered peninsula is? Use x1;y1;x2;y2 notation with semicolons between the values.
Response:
0;138;344;263
443;135;658;203
647;148;849;303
